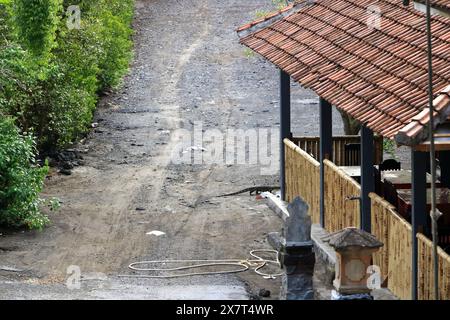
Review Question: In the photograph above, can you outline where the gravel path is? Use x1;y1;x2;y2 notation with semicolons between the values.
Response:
0;0;346;299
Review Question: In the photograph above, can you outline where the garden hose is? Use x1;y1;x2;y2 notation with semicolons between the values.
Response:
118;249;283;279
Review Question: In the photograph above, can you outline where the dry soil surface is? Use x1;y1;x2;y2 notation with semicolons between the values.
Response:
0;0;345;299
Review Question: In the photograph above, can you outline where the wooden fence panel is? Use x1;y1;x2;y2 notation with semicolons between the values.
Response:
290;135;384;166
417;233;450;300
370;193;392;282
370;192;412;300
284;139;320;224
323;160;360;232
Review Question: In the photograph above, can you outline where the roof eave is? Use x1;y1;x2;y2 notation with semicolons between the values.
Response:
413;1;450;18
237;1;313;38
395;85;450;146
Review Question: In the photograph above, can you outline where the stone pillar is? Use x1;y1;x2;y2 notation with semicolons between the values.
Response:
326;227;383;300
279;197;315;300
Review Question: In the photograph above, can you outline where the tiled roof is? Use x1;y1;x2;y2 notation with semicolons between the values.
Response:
238;0;450;145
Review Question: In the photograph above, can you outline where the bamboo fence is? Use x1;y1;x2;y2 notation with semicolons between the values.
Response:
323;159;360;232
417;233;450;300
370;192;413;300
290;135;384;166
284;138;320;224
284;137;449;300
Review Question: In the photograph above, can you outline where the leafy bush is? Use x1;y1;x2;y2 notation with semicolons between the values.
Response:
97;8;134;89
0;1;10;45
11;0;61;61
0;0;135;228
0;0;135;149
0;117;49;229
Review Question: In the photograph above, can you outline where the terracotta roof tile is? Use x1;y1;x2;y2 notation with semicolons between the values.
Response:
396;85;450;144
238;0;450;145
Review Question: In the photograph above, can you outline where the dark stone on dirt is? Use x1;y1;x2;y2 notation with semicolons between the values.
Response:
135;207;146;211
62;162;74;170
48;158;59;167
59;169;72;176
259;289;271;298
58;151;77;162
42;147;85;172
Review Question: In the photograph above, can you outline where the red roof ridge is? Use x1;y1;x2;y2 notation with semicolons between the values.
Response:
395;85;450;145
236;1;310;34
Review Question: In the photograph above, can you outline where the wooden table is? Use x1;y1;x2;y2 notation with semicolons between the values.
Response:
339;166;362;178
381;170;438;189
396;188;450;223
338;165;380;184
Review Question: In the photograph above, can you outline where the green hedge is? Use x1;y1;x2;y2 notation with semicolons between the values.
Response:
1;0;135;149
0;0;135;228
0;117;49;229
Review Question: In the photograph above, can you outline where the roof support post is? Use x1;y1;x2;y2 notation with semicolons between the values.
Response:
439;151;450;188
280;70;291;201
411;150;428;300
360;126;374;233
320;98;332;228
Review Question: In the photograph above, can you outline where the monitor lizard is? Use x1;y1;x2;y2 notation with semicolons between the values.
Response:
217;186;280;197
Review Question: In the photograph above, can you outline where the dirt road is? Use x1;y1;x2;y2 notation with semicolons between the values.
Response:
0;0;338;299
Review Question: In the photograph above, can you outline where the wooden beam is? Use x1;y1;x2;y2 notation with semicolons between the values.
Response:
439;151;450;188
411;150;428;300
361;126;374;232
320;98;332;228
414;142;450;152
280;70;291;201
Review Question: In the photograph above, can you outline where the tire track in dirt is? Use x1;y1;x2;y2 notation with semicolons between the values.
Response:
0;0;284;298
99;0;213;269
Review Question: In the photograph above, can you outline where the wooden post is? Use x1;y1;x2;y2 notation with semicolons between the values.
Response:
439;151;450;188
280;70;291;201
361;126;374;232
411;150;427;300
320;98;332;228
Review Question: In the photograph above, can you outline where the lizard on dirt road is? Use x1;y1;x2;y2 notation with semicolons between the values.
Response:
217;186;280;197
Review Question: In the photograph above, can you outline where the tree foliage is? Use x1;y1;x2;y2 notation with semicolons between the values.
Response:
12;0;62;61
0;117;49;229
0;0;135;228
1;0;134;149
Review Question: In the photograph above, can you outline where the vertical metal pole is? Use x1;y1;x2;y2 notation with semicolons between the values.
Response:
280;70;291;201
360;126;374;233
425;0;440;300
439;151;450;188
411;150;428;300
320;98;332;228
